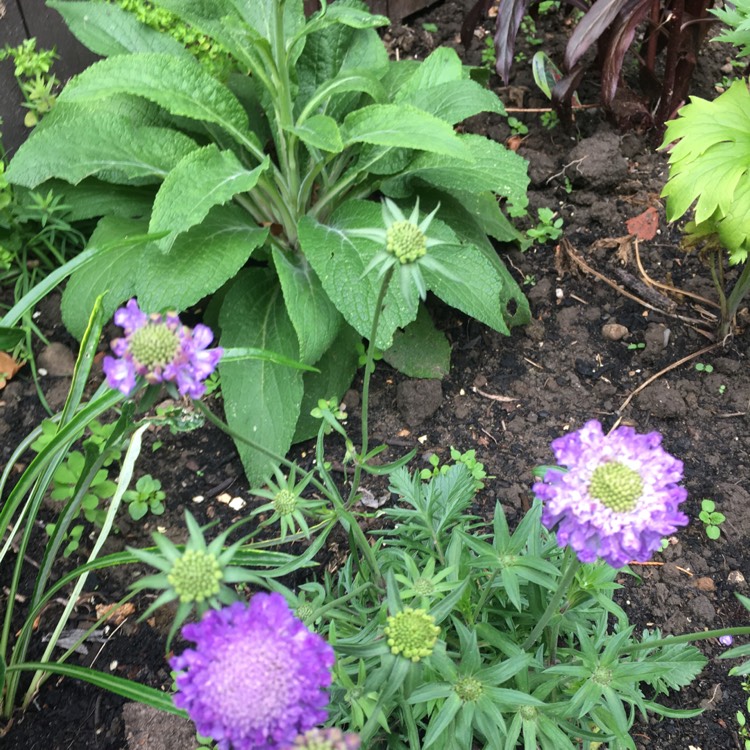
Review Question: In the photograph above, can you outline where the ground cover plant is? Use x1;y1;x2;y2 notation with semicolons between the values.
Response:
5;0;531;486
2;1;750;749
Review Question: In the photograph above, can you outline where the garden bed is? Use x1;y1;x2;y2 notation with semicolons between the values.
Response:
1;2;749;749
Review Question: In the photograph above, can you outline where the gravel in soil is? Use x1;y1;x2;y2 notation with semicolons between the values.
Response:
2;4;750;749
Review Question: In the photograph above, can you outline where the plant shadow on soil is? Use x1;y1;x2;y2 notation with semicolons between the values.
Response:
2;3;750;748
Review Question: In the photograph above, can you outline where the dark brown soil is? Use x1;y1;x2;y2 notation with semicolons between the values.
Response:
2;4;749;749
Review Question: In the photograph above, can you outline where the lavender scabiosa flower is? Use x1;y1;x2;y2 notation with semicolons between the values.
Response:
171;593;335;750
719;635;734;647
533;420;688;569
103;298;222;397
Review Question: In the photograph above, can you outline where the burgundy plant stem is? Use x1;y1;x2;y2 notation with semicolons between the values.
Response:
654;0;683;125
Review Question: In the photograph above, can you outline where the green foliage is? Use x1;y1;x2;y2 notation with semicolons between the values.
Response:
695;362;714;373
419;446;492;490
123;474;166;520
698;498;726;540
6;1;531;485
711;0;750;57
526;206;563;245
49;450;118;525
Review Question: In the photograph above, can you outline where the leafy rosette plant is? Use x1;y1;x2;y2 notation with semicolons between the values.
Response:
6;0;530;483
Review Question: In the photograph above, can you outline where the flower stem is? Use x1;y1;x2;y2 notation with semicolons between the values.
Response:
521;550;581;652
347;266;394;507
622;625;750;653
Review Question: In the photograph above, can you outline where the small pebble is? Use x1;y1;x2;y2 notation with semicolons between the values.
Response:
694;576;715;592
601;322;628;341
728;570;746;586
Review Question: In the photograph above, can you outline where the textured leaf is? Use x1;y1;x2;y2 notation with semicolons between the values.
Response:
44;179;156;221
298;201;420;350
400;79;505;124
395;47;465;97
149;146;269;252
383;306;450;379
48;1;193;58
61;217;148;338
272;248;343;365
219;270;304;486
233;0;305;44
290;115;344;153
343;104;471;159
138;205;269;311
381;134;529;217
59;53;249;136
293;323;361;441
6;109;196;188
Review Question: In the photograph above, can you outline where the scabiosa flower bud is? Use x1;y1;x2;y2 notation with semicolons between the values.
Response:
171;593;335;750
286;727;361;750
719;635;734;647
103;298;222;397
167;548;222;604
384;608;440;662
386;220;427;264
533;420;688;569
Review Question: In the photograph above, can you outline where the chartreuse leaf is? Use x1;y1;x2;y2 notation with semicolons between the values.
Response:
61;217;149;338
138;205;269;312
661;80;750;263
219;270;304;486
298;201;420;350
289;114;344;153
149;145;270;252
343;104;471;159
293;323;361;442
383;306;450;379
395;46;465;95
6;109;197;188
47;1;193;58
272;247;343;365
59;53;249;137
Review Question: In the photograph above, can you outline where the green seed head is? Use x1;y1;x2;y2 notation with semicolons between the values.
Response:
167;549;222;603
589;461;643;512
519;705;537;721
273;488;297;515
384;608;439;662
592;666;613;687
129;323;180;369
386;220;427;264
413;577;435;597
454;675;483;702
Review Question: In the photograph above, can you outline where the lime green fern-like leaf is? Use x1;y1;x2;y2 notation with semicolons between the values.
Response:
661;80;750;264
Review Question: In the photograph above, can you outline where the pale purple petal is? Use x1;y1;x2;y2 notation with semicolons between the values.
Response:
113;298;147;333
102;355;137;395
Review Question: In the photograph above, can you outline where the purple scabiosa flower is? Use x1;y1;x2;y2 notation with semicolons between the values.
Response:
102;298;222;397
719;635;734;647
171;593;335;750
285;727;361;750
533;420;688;569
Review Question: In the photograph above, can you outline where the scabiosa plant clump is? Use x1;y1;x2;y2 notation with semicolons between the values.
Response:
103;298;222;397
171;593;335;750
534;420;688;569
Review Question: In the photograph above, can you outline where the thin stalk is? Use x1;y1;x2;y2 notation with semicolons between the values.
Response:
472;569;500;623
347;266;394;507
622;625;750;653
709;249;729;332
724;260;750;337
521;550;581;652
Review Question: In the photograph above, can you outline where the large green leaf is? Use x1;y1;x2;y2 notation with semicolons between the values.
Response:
343;104;471;159
293;323;361;441
298;201;420;350
383;306;450;379
232;0;305;44
395;46;465;95
381;134;529;217
6;109;196;188
61;217;149;338
219;270;304;486
150;146;269;252
48;1;193;58
44;179;156;221
59;53;249;136
272;248;343;365
138;205;269;311
401;80;505;124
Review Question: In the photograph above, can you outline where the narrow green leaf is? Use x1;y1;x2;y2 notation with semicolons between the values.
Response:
0;326;25;350
149;146;269;252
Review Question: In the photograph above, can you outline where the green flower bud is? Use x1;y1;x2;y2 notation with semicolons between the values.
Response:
386;220;427;264
167;549;222;603
384;608;439;662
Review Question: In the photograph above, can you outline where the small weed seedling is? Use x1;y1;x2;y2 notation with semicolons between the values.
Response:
719;384;727;395
627;342;646;350
523;274;537;287
507;116;529;136
695;362;714;373
527;207;564;245
420;446;493;490
123;474;167;521
540;110;559;130
699;498;725;540
481;36;496;68
738;681;750;750
421;22;438;33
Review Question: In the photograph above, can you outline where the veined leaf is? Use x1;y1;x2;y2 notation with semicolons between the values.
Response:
219;269;304;486
6;112;197;188
44;179;156;221
138;204;269;311
232;0;305;45
272;248;343;364
382;306;450;379
400;79;506;124
395;46;465;97
343;104;471;159
48;1;193;58
59;53;249;136
149;145;269;252
289;115;344;153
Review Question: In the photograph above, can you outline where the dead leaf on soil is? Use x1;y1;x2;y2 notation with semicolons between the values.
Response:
0;351;23;389
626;206;659;241
590;235;633;264
96;601;136;625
